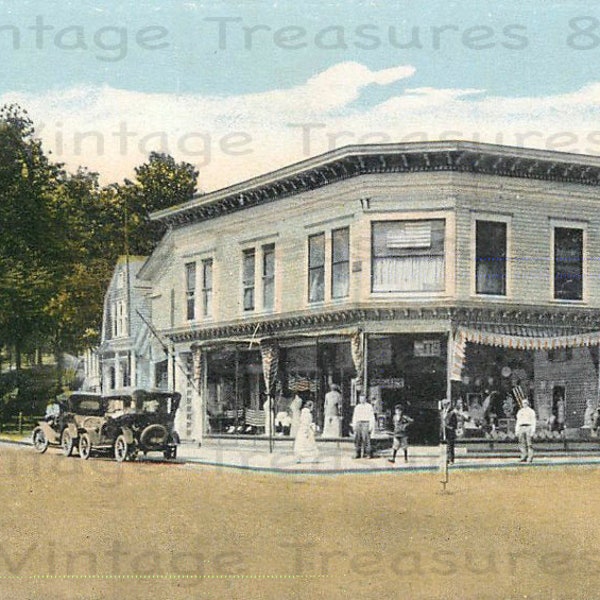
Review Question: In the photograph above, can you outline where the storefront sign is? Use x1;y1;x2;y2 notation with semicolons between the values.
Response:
414;340;441;357
370;377;405;389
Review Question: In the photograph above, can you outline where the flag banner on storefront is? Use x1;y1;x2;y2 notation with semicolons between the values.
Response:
350;329;364;386
192;346;202;387
457;327;600;351
260;339;279;395
450;330;467;381
451;326;600;380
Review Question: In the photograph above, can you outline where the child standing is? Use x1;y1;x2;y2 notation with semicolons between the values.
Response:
388;405;414;463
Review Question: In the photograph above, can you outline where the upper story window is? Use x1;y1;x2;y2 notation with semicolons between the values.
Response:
262;244;275;310
372;219;445;293
202;258;213;317
554;227;583;300
243;249;256;311
476;220;507;295
332;227;350;299
185;262;196;320
308;233;325;302
111;299;128;338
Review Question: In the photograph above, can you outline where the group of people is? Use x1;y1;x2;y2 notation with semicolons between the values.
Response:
442;396;538;464
290;383;344;463
291;388;416;464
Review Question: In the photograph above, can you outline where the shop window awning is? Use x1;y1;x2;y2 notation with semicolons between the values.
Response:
450;325;600;381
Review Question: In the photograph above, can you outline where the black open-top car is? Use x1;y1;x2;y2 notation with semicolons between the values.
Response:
76;389;181;462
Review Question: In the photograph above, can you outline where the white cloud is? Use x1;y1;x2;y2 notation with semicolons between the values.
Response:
2;62;600;191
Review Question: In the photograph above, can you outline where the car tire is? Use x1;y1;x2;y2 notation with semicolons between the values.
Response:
61;430;74;457
114;434;128;463
79;433;92;460
32;427;49;454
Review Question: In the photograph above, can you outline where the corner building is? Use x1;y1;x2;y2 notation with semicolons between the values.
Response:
138;142;600;445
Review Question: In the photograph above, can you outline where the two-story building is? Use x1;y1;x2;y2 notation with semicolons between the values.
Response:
134;141;600;444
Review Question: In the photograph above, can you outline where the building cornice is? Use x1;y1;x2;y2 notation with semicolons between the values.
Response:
151;141;600;229
163;303;600;345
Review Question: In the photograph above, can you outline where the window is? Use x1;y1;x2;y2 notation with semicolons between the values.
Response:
202;258;213;317
331;227;349;299
262;244;275;310
554;227;583;300
476;220;507;295
243;249;256;311
111;302;118;338
372;220;445;292
185;262;196;320
308;233;325;302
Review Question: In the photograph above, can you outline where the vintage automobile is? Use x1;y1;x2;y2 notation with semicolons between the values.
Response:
32;392;105;455
76;389;181;462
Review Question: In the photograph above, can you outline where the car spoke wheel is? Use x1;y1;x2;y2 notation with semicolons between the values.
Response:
61;430;74;457
32;427;49;454
79;433;92;460
114;435;128;463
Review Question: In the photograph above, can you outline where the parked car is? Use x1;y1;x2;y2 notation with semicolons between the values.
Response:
76;389;181;462
32;392;105;454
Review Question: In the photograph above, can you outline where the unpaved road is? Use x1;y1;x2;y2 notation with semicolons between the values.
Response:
0;443;598;600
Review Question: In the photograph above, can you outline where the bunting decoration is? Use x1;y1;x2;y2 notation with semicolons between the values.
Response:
450;330;467;381
456;326;600;352
260;339;279;396
450;326;600;381
192;346;202;388
351;329;364;386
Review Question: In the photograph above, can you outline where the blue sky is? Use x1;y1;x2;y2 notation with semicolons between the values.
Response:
1;0;598;189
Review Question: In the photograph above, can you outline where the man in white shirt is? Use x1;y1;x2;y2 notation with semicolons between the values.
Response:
515;398;536;463
351;394;375;458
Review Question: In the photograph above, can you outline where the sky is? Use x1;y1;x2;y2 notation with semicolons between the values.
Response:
1;0;599;191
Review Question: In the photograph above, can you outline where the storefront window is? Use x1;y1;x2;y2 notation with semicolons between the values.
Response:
554;227;583;300
308;233;325;302
476;220;507;295
371;220;445;292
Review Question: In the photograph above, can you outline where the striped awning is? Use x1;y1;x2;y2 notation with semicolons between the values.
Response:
450;325;600;381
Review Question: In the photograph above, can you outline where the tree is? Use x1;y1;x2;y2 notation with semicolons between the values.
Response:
0;105;62;371
121;152;199;255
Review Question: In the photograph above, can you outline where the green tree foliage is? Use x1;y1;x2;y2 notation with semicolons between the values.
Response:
0;105;61;369
0;106;199;372
119;152;199;255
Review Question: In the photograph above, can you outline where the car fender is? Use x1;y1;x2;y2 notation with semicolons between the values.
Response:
120;428;134;444
64;423;79;439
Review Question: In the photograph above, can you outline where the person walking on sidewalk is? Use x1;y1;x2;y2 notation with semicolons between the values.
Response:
516;398;536;463
351;394;375;458
442;399;458;465
388;404;414;464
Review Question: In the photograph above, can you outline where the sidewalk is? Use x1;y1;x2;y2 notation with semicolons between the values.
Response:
174;437;600;474
5;434;600;474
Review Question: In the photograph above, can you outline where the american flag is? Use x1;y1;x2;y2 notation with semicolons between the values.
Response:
512;385;527;408
387;222;431;249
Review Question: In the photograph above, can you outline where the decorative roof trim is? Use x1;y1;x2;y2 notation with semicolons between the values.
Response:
165;304;600;344
151;141;600;229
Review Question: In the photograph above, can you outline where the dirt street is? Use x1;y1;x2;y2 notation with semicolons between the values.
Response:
0;444;598;600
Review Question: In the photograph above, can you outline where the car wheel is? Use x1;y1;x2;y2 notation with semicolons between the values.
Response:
61;430;74;457
114;435;128;463
32;427;49;454
79;433;92;460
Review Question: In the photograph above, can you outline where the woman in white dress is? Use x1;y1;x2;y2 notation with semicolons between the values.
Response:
289;394;303;438
293;400;319;463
